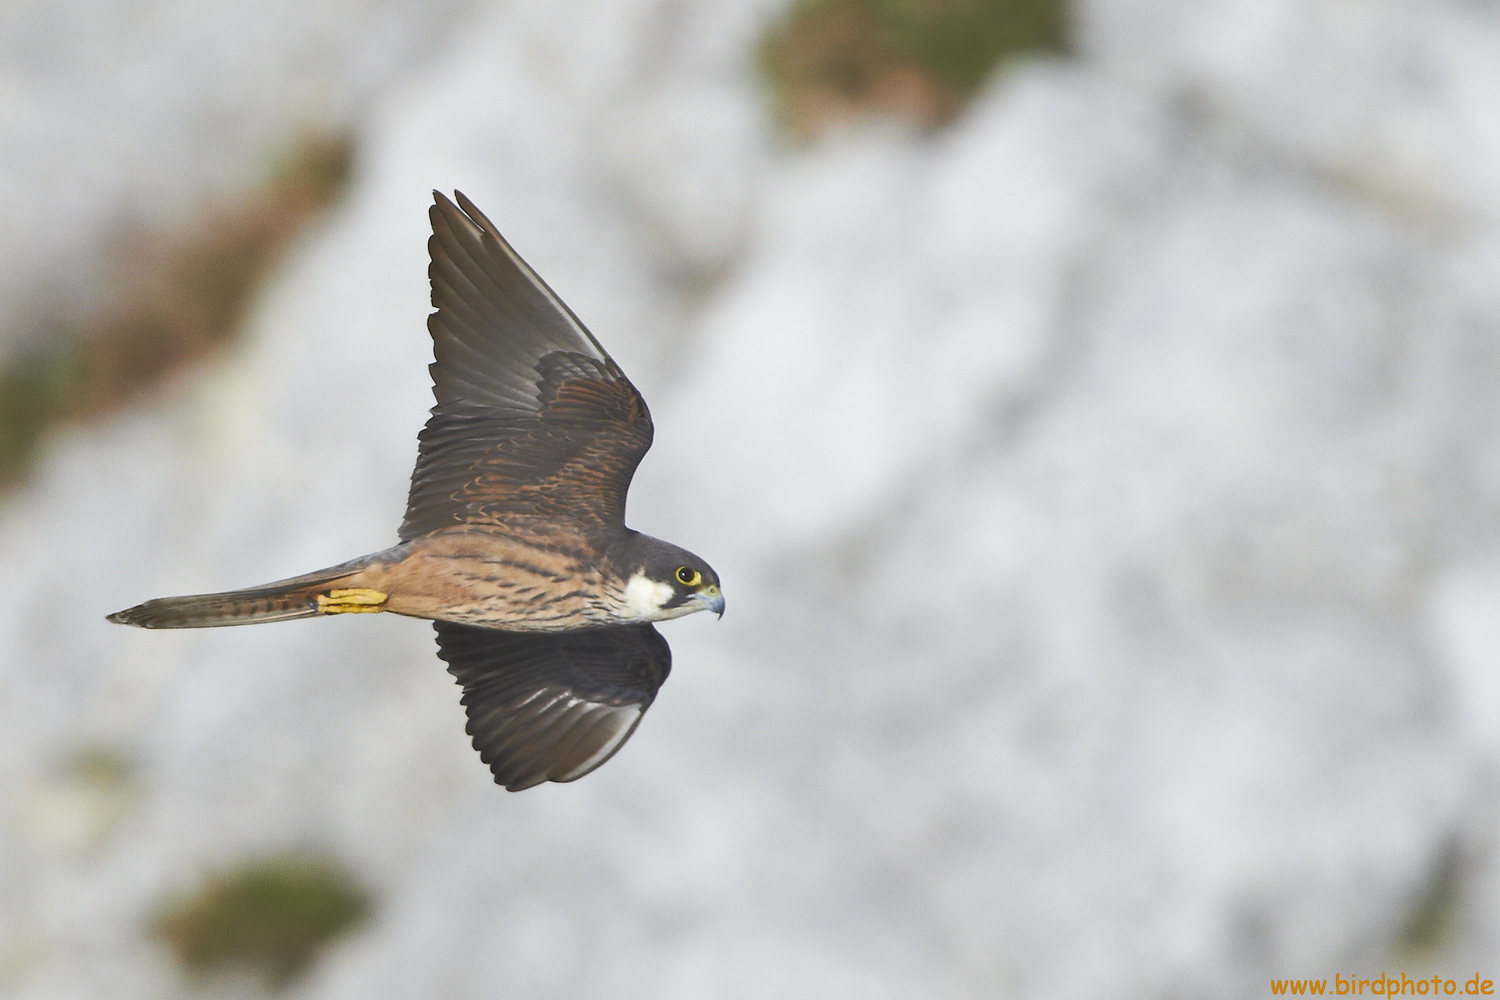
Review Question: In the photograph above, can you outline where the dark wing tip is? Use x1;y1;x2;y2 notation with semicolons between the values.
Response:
452;190;498;233
434;623;671;791
430;189;496;241
484;697;649;791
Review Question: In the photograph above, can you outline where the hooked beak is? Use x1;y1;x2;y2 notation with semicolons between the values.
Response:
699;587;725;619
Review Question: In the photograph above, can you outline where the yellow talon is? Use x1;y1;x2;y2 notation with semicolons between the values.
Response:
316;588;388;614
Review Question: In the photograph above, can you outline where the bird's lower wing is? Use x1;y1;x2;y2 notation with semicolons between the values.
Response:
433;621;671;791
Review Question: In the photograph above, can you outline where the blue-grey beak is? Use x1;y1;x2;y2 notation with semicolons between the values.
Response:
700;588;725;619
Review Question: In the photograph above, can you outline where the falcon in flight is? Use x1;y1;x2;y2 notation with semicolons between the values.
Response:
109;191;723;791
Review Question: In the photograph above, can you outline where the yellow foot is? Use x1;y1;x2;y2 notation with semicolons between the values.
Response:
316;588;388;614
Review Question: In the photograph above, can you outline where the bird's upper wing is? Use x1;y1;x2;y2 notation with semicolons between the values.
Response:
434;621;671;791
400;191;654;542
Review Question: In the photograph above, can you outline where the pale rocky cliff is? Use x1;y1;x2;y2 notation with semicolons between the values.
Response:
3;0;1500;997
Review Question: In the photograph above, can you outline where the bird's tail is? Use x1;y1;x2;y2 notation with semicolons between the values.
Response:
107;558;388;629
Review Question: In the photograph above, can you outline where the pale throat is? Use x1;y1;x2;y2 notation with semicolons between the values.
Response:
621;572;678;622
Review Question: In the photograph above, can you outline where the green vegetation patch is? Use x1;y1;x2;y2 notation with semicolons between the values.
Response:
0;134;353;487
1396;841;1465;958
151;852;373;989
62;743;136;789
759;0;1069;138
0;346;86;482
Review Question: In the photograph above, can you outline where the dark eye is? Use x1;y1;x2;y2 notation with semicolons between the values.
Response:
676;566;701;587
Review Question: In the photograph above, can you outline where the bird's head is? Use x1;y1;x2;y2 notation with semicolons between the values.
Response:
616;536;724;622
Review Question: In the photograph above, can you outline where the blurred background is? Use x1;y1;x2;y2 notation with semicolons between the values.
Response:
3;0;1500;996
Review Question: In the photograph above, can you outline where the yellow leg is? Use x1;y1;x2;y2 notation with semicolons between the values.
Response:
316;588;388;614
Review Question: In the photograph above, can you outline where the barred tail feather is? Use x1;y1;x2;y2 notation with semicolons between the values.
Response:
108;588;325;628
107;561;372;629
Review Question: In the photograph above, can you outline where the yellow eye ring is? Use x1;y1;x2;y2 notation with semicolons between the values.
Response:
675;566;701;587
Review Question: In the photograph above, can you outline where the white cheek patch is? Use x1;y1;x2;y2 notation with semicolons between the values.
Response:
623;572;675;621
